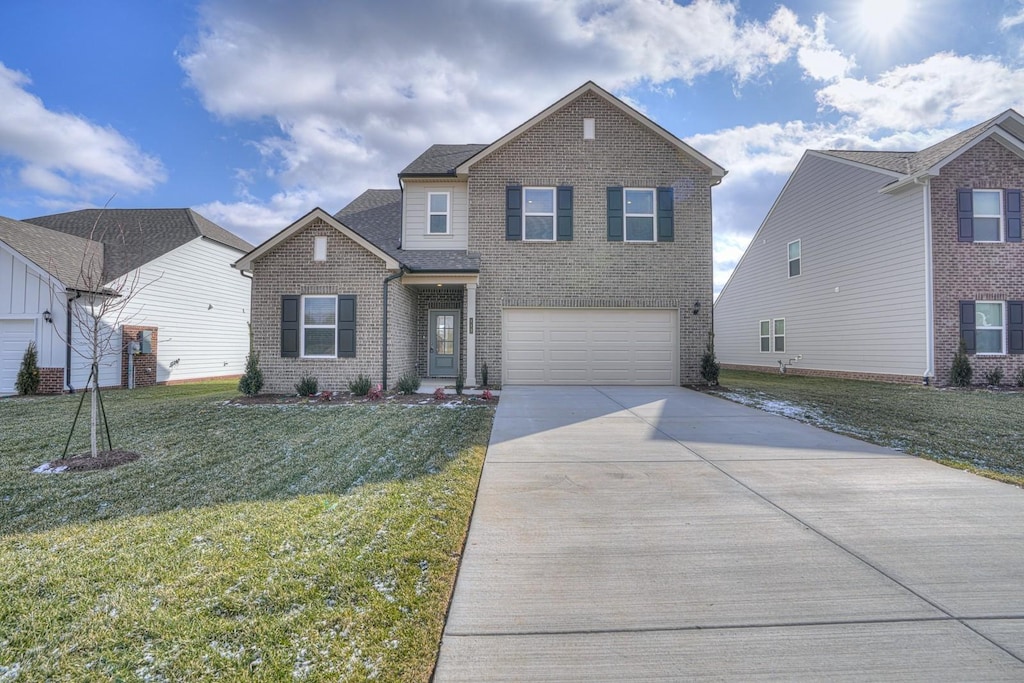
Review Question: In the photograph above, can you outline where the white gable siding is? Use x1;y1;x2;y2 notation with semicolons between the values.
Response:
1;242;64;370
714;153;928;377
118;238;251;383
402;181;469;250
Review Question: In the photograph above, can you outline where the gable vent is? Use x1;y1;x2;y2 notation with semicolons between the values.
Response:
583;118;595;140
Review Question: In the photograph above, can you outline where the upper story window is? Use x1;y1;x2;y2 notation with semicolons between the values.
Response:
313;235;327;261
428;192;450;234
302;295;337;357
523;187;556;241
975;301;1005;354
759;320;770;352
625;189;656;242
788;240;801;277
972;190;1002;242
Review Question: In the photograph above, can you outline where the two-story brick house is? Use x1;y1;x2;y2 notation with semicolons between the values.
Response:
714;110;1024;386
235;82;725;391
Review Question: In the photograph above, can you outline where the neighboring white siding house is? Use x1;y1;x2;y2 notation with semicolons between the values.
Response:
120;237;251;383
714;152;929;379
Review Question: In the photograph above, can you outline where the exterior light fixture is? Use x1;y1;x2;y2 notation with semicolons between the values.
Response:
43;310;53;323
692;300;701;316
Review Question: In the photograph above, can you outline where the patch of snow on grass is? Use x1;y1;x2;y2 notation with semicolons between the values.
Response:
0;663;21;682
32;462;67;474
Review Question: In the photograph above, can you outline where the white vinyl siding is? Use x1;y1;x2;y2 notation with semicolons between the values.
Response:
714;153;927;377
402;181;469;249
503;308;678;385
115;238;252;383
0;243;65;377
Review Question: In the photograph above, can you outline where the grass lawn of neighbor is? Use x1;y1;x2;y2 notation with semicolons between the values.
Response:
711;369;1024;486
0;380;493;681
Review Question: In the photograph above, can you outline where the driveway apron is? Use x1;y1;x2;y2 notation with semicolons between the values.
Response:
434;386;1024;681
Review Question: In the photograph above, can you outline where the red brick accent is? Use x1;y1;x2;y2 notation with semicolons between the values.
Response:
38;367;64;394
121;326;159;388
722;363;924;385
930;138;1024;386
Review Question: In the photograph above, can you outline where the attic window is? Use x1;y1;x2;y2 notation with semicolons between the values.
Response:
313;236;327;261
583;118;595;140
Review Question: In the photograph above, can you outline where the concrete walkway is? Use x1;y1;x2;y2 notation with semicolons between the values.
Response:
434;386;1024;681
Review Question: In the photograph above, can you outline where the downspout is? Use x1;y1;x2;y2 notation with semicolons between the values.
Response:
920;178;935;383
65;292;77;393
381;267;407;390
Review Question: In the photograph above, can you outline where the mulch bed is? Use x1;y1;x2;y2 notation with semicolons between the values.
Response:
35;449;141;473
225;390;497;407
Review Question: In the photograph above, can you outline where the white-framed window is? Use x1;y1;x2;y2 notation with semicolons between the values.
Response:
302;295;336;357
759;320;771;352
428;192;450;234
313;235;327;261
975;301;1005;354
523;187;555;241
773;318;786;353
972;190;1002;242
788;240;801;278
625;188;656;242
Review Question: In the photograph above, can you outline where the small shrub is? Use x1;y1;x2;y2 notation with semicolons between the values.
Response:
15;341;41;395
348;373;372;396
950;340;973;387
433;387;446;400
481;389;493;401
396;373;421;395
455;372;464;395
368;384;383;400
699;331;720;386
481;363;489;387
984;367;1004;386
1015;367;1024;387
295;374;319;396
237;350;264;396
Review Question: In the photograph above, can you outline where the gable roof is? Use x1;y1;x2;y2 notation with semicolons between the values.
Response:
24;208;253;281
454;81;727;179
817;110;1024;189
0;215;104;288
399;144;488;177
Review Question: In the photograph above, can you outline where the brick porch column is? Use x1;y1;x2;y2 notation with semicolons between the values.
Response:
466;283;477;386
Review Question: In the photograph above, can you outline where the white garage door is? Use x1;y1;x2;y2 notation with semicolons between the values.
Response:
503;308;678;385
1;319;37;394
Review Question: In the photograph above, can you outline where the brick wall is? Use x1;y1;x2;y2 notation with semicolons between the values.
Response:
38;367;64;394
250;219;416;393
121;325;158;388
467;91;714;384
930;137;1024;385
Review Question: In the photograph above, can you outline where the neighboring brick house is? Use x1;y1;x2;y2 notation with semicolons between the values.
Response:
1;210;253;395
714;110;1024;386
235;82;725;392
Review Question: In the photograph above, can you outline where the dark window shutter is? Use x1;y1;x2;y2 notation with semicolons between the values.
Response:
959;300;976;354
1008;301;1024;354
607;186;623;241
281;295;300;357
506;186;522;241
957;189;974;242
337;295;356;358
657;187;674;242
1006;190;1022;242
556;186;573;241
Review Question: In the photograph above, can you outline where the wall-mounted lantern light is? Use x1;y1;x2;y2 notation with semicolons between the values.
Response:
43;310;53;324
692;300;701;316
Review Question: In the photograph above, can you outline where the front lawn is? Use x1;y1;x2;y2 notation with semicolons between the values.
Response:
711;370;1023;485
0;381;493;681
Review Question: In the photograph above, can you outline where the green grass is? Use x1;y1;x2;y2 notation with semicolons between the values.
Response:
711;370;1024;486
0;381;494;681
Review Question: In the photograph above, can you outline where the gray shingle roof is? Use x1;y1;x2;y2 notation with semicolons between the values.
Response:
398;144;488;177
0;215;104;288
335;190;480;272
24;209;253;281
818;112;1008;177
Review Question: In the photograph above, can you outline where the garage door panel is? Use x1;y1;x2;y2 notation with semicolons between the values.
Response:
1;319;38;394
504;308;677;385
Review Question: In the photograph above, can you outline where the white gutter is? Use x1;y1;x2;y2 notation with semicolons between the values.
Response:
921;178;935;382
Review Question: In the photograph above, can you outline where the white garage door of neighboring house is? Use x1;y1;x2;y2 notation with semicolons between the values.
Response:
503;308;678;385
0;319;37;395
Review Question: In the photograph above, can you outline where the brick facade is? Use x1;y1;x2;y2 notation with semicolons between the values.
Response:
121;325;158;388
250;219;417;393
468;91;714;384
722;363;923;385
930;138;1024;385
38;367;64;394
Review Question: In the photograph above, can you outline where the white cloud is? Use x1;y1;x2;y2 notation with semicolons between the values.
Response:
1000;4;1024;30
0;62;165;204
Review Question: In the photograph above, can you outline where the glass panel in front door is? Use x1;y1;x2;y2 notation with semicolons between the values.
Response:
436;315;454;355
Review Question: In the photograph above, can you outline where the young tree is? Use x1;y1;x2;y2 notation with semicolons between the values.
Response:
950;339;973;388
700;330;721;386
15;341;41;395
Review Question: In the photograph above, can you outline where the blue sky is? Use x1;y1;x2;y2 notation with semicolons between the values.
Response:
3;0;1024;292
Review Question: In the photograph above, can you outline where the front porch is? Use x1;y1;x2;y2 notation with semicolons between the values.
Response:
398;271;479;386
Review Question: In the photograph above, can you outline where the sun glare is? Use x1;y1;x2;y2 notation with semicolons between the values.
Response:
855;0;914;45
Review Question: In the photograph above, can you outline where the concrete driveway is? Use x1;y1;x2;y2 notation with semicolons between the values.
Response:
434;386;1024;681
